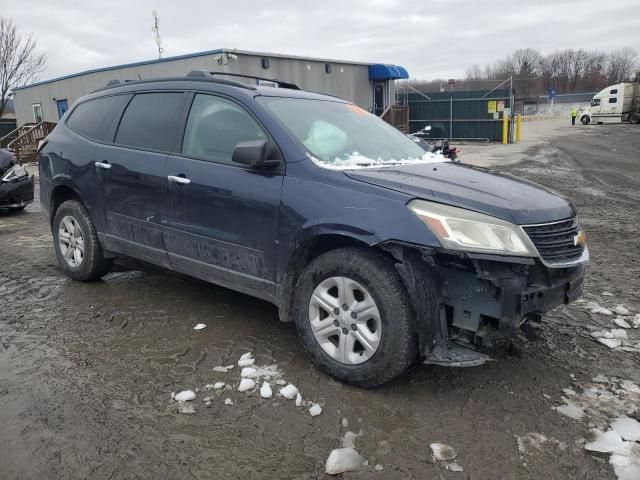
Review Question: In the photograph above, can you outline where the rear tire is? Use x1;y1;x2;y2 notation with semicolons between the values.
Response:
293;247;417;387
581;115;590;125
52;199;113;281
630;112;640;125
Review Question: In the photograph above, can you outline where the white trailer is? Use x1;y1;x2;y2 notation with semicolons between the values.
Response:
579;82;640;125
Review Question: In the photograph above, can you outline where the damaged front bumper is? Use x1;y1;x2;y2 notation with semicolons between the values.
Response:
386;244;587;366
0;174;34;210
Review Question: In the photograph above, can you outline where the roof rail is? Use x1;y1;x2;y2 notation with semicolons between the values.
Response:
106;79;136;86
186;70;301;90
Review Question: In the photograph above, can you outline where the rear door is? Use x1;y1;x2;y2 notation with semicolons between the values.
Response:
163;92;284;300
95;91;187;266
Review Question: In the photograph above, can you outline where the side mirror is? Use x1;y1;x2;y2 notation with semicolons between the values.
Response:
423;125;432;132
232;140;280;168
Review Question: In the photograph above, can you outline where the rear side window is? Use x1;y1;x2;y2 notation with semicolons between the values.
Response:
182;94;267;164
115;93;184;152
66;95;128;141
609;97;617;103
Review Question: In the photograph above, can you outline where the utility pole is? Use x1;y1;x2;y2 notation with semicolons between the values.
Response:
151;10;163;59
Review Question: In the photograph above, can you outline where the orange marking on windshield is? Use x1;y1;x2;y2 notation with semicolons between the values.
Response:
346;104;369;116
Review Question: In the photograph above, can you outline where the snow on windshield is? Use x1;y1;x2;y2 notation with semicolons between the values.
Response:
308;151;449;170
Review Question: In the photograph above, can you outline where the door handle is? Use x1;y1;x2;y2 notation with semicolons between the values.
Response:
167;175;191;185
95;161;111;170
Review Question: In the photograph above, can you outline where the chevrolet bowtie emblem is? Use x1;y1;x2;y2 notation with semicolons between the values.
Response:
573;230;586;247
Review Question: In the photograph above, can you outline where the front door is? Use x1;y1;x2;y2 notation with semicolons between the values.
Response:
163;93;283;300
95;91;187;266
373;82;386;116
56;99;69;119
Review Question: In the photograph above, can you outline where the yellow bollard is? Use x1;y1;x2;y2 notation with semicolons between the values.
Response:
516;114;522;143
502;114;509;144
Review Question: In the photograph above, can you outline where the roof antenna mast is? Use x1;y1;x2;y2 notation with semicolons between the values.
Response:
151;10;164;59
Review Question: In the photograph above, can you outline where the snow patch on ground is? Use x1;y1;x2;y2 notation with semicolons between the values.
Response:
430;442;464;471
238;378;256;392
309;403;322;417
554;376;640;479
259;381;272;399
193;323;206;330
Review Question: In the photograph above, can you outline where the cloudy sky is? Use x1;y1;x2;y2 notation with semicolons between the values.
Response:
5;0;640;82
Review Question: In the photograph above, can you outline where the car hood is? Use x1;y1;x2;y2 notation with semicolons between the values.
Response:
343;162;574;224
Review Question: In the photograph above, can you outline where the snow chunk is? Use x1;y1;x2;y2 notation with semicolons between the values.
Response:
193;323;206;330
585;429;626;454
554;398;585;420
279;384;299;399
586;301;613;316
611;417;640;442
309;403;322;416
238;352;255;367
342;431;360;449
224;398;233;406
170;391;175;400
430;443;458;462
260;381;272;399
613;305;630;316
614;318;632;329
325;447;366;474
175;390;196;402
213;366;231;373
342;418;349;428
213;382;225;390
238;378;256;392
374;464;383;471
603;291;614;296
632;314;640;329
295;393;302;407
241;367;257;378
275;379;287;386
447;463;464;472
599;338;623;349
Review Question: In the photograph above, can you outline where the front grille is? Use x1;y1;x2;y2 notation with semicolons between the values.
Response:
522;217;584;264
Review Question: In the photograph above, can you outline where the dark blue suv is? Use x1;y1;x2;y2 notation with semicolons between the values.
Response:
39;72;587;387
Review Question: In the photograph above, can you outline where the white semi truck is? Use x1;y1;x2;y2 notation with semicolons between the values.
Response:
579;82;640;125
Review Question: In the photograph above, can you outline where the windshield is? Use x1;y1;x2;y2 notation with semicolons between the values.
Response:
258;97;447;169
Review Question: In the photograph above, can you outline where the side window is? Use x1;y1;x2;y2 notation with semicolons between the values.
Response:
182;94;267;164
610;89;618;95
66;95;128;141
115;92;184;152
592;98;601;107
609;97;617;104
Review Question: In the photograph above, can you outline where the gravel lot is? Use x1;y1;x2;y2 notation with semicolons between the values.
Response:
1;122;639;480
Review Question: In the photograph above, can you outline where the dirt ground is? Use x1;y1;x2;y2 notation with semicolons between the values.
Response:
1;122;639;480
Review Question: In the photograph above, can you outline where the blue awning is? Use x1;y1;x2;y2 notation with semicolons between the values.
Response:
368;64;410;81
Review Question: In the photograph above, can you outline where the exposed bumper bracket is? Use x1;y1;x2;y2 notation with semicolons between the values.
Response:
423;339;493;367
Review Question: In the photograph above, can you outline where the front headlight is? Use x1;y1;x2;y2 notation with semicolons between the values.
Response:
408;199;536;256
1;164;28;182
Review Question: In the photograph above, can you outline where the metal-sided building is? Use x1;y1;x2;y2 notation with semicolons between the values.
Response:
12;48;409;126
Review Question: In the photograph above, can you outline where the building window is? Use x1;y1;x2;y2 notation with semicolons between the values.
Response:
325;64;332;74
32;103;43;123
261;58;270;69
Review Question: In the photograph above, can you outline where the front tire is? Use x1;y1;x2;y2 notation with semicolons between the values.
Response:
293;247;416;387
52;199;113;281
581;115;590;125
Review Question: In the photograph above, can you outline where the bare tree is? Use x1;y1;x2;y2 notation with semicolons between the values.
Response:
465;64;483;81
0;17;46;119
605;47;638;84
